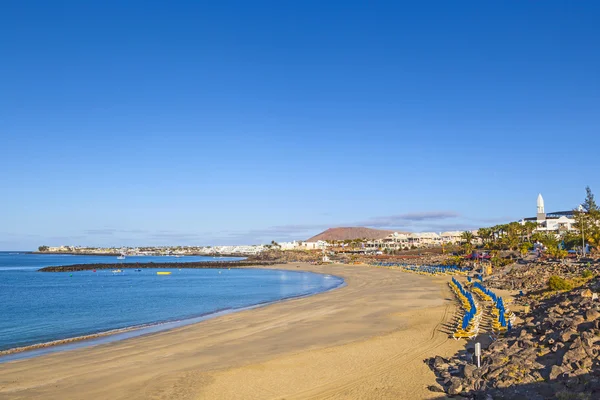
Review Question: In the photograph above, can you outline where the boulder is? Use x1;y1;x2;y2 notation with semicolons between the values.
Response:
462;364;477;379
549;365;565;380
432;355;446;367
427;384;444;393
447;377;463;395
581;289;593;298
560;330;577;342
486;367;503;380
585;308;599;321
551;343;565;353
562;346;587;365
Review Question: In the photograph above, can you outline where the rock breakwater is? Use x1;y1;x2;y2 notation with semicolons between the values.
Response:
39;261;279;272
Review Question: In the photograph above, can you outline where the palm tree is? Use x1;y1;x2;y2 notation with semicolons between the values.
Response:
489;225;502;243
477;227;493;245
522;221;537;242
504;222;522;250
461;231;474;255
461;231;474;244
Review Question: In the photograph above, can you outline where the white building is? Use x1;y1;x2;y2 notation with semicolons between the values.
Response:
278;241;302;250
521;193;577;234
301;240;328;250
440;231;463;244
365;231;444;250
413;232;442;246
200;245;266;255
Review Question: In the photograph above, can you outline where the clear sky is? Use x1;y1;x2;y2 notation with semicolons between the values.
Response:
2;1;599;250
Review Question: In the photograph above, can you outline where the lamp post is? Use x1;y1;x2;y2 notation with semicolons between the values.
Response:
582;219;586;258
578;206;586;258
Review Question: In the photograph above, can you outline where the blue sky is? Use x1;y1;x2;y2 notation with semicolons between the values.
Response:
1;1;599;249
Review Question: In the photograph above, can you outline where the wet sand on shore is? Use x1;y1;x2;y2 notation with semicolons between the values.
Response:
0;263;463;400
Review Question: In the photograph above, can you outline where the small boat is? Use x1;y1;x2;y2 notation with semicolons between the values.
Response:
112;269;122;273
117;255;125;260
157;271;171;275
92;269;96;272
134;269;142;272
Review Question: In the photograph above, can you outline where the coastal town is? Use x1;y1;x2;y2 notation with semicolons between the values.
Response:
38;192;593;259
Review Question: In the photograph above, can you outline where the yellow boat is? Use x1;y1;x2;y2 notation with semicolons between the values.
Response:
157;271;172;275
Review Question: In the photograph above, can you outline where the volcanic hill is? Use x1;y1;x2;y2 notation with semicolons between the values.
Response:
306;227;401;242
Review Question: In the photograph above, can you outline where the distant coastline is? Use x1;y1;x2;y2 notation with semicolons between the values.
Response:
31;251;120;256
32;251;252;258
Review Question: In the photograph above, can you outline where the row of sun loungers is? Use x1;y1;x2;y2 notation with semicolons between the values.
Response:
449;278;482;340
471;282;516;333
372;263;466;276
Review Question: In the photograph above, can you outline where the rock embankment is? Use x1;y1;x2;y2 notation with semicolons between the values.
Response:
248;250;329;263
428;277;600;399
486;260;600;292
39;261;279;272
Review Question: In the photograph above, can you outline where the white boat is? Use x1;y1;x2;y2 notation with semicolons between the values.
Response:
112;269;122;273
117;254;125;260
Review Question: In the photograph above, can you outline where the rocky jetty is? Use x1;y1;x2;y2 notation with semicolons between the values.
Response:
39;261;279;272
427;277;600;399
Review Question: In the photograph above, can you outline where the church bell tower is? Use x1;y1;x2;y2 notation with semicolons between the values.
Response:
537;193;546;222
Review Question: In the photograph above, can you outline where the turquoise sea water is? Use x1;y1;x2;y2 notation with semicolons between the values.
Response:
0;252;342;356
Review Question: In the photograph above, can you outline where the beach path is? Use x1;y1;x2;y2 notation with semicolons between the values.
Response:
0;263;462;400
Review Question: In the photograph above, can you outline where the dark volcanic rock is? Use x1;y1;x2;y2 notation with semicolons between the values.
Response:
426;275;600;399
38;261;279;272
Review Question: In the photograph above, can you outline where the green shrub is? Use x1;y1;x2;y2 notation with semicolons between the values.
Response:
582;270;594;279
548;275;574;291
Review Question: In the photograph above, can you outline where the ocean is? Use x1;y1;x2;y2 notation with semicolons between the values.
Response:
0;252;343;358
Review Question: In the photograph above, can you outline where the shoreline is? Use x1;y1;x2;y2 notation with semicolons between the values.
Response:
0;263;463;400
0;269;344;361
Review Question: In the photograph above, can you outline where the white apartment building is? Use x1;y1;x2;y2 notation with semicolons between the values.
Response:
365;231;446;250
301;240;328;250
277;241;303;250
440;231;463;244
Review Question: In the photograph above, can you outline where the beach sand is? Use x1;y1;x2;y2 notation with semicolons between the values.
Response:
0;263;463;400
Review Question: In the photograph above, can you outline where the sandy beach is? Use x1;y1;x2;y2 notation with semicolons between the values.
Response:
0;263;463;400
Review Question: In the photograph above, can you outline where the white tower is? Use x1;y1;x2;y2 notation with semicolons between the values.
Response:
537;194;546;221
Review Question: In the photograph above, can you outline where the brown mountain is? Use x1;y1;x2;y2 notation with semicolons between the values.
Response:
306;227;399;242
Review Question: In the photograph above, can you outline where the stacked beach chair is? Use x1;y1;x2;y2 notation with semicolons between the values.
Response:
491;297;516;334
471;282;494;302
471;282;516;334
449;278;481;340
